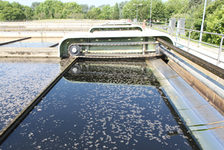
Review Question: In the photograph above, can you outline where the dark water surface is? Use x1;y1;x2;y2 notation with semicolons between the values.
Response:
1;60;198;149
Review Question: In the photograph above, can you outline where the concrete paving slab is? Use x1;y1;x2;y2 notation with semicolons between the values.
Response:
0;47;58;58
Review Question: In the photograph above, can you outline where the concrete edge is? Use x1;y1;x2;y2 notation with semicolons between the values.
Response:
147;59;224;150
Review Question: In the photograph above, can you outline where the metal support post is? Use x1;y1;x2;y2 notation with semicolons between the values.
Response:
187;31;191;51
199;0;207;46
175;28;179;46
217;37;224;64
142;44;146;55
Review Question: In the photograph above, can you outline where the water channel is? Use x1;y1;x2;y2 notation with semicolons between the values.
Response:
0;59;199;149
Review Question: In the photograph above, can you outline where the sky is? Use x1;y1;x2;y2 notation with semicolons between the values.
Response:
6;0;128;7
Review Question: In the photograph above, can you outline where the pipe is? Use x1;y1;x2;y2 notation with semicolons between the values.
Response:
157;38;224;79
0;37;31;46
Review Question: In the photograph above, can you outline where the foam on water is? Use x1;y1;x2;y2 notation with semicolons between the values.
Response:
0;60;199;149
0;61;60;131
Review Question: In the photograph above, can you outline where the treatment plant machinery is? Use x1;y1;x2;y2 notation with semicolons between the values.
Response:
1;22;224;150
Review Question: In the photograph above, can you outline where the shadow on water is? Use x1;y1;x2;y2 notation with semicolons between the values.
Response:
0;59;200;149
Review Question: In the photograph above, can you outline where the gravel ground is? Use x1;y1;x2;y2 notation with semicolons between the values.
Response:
0;60;60;132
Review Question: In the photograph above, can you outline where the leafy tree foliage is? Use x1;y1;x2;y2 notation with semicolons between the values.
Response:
165;0;188;19
111;3;120;19
151;0;166;22
122;0;167;22
0;1;11;20
99;5;112;20
205;1;224;45
188;0;202;9
0;1;31;21
86;8;101;19
34;0;63;19
24;6;34;20
176;0;224;44
122;0;147;21
61;2;82;19
33;0;84;19
31;2;40;10
80;4;89;14
122;0;138;20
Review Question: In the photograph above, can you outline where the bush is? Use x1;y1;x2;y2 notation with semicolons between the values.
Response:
205;5;224;45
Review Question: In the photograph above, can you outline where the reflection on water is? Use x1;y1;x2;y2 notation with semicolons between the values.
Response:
1;60;199;149
64;60;160;86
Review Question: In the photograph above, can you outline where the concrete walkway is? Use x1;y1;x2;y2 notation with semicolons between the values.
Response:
0;47;58;58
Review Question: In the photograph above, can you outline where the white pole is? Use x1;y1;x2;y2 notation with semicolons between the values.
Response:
199;0;207;46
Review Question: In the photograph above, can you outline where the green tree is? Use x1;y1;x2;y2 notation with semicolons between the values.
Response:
206;0;224;14
89;5;95;10
62;2;82;18
0;0;10;20
151;0;167;22
80;4;89;14
188;0;202;9
86;7;101;19
205;3;224;45
11;2;23;10
23;6;33;20
122;0;166;22
118;1;128;19
119;1;128;9
137;0;151;21
31;2;40;10
0;1;31;21
1;6;25;20
99;5;112;20
34;0;63;19
111;3;120;19
165;0;188;19
122;0;141;20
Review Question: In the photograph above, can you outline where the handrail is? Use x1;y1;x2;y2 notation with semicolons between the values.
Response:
150;23;224;64
157;38;224;79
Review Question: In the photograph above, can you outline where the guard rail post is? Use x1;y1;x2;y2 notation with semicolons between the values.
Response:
217;36;224;64
187;30;192;51
175;27;178;44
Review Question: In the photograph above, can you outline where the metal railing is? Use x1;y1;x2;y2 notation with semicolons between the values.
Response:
150;24;224;64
